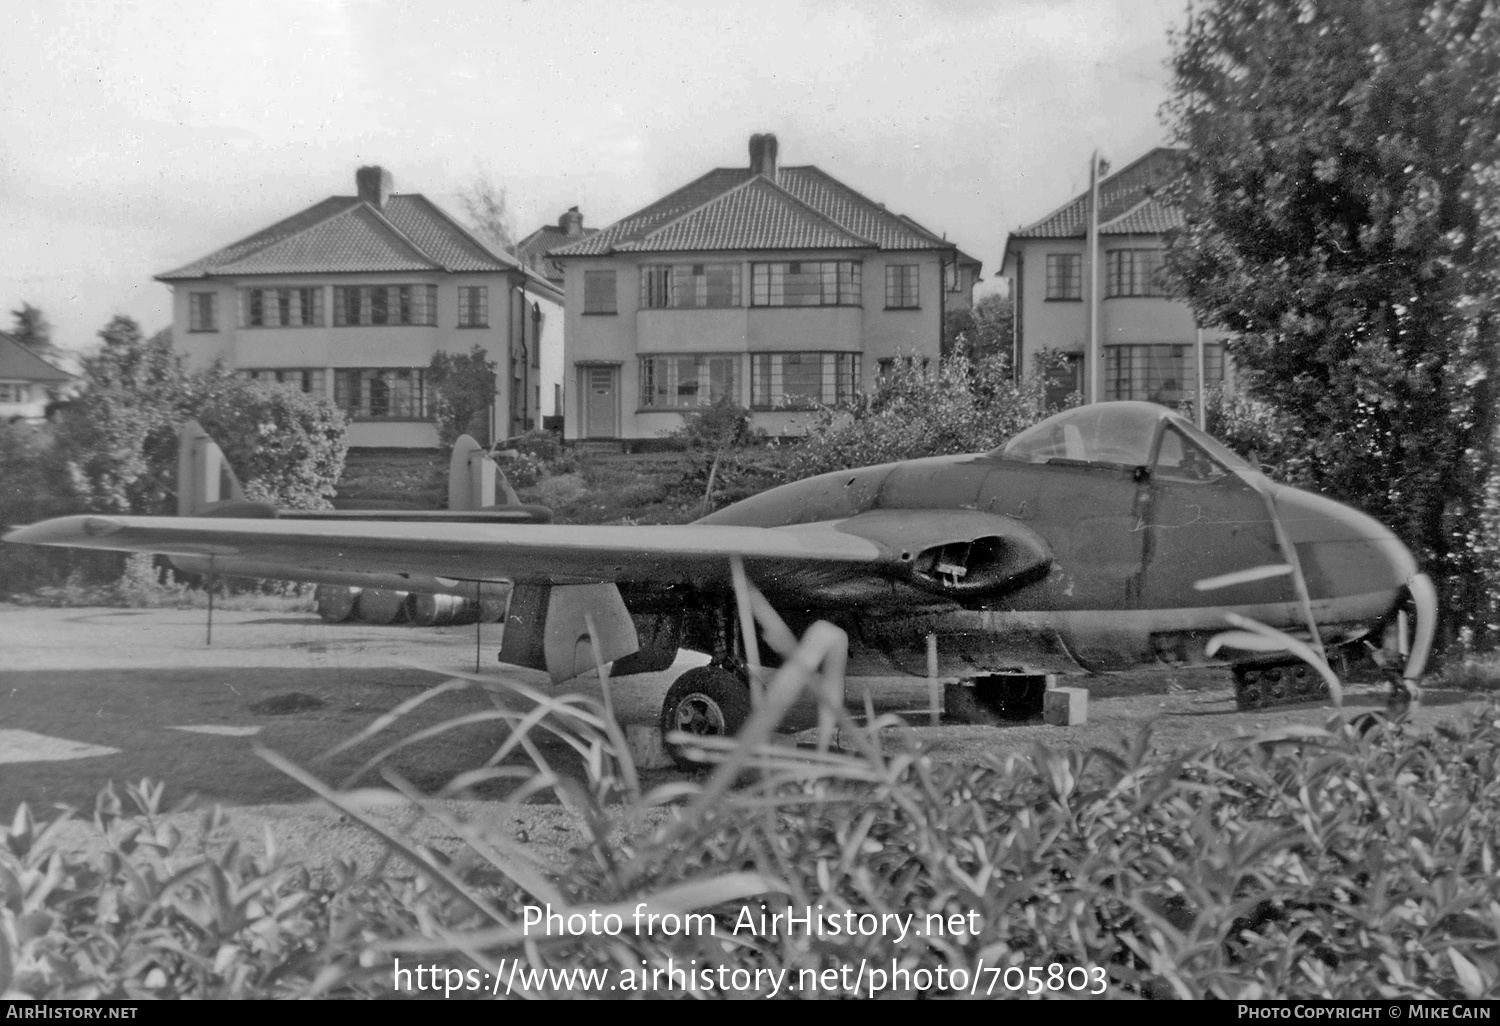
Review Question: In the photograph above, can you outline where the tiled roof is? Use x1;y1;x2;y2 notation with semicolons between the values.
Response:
550;169;749;257
381;195;522;272
1103;196;1184;235
1013;147;1187;239
0;333;74;383
617;176;874;252
776;167;945;250
517;223;599;282
551;164;953;258
212;204;441;275
158;193;520;280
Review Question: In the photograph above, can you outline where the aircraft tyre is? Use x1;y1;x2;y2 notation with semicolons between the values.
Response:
1233;662;1328;711
659;666;751;771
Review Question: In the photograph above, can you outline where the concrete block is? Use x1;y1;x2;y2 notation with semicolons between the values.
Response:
944;675;1057;724
625;724;674;770
943;681;995;725
1043;687;1088;726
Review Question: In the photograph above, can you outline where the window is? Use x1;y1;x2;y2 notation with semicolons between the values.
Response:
584;270;617;314
884;265;919;309
1045;254;1082;300
189;292;218;332
750;261;861;306
241;287;322;328
639;355;738;409
457;286;488;327
331;285;436;326
1104;249;1167;298
639;264;742;309
333;368;428;418
751;352;860;408
243;368;326;395
1105;343;1226;405
0;383;30;404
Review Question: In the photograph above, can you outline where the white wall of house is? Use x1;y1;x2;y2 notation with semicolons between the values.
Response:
1006;235;1231;406
560;249;947;441
536;292;565;423
168;273;564;448
0;381;51;422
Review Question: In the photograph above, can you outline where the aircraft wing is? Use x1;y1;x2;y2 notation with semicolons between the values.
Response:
3;509;1050;600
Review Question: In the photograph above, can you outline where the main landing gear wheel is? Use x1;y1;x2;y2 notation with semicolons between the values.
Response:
1233;662;1328;711
659;666;752;771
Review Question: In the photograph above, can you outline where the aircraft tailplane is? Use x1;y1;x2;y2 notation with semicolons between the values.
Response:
177;419;247;517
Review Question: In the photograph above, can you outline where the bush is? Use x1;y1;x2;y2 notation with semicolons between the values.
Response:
0;781;419;998
665;395;763;452
0;420;115;595
428;346;497;448
191;370;349;511
1202;386;1318;487
786;348;1056;480
494;430;579;490
0;316;348;598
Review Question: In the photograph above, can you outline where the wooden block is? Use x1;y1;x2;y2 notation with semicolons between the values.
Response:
1043;687;1088;726
625;724;674;769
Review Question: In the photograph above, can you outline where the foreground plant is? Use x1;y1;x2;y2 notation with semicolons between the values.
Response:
6;569;1499;998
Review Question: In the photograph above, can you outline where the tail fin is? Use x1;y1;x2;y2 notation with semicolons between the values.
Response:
177;419;247;516
447;434;520;510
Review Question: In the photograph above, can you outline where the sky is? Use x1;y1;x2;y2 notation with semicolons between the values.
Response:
0;0;1188;354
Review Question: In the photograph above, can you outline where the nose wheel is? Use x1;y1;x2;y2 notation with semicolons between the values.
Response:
659;666;752;770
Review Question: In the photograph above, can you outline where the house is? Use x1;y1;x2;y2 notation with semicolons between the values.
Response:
517;207;597;429
549;133;979;442
156;166;564;448
0;332;75;423
1000;147;1231;414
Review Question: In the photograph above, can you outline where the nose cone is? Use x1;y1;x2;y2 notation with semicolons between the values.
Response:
1271;485;1417;601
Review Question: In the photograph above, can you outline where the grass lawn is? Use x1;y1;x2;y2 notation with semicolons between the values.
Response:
333;447;448;509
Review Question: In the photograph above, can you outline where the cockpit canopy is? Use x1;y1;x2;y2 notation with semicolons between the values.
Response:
996;402;1251;480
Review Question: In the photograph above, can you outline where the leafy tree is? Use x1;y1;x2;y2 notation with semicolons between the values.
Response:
427;345;497;447
53;315;348;516
1163;0;1500;642
0;420;89;593
9;302;63;362
942;292;1014;361
54;316;190;514
457;164;516;254
190;370;348;511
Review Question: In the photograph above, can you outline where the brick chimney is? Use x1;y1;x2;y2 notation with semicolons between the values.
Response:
749;133;779;181
355;166;393;209
558;206;584;237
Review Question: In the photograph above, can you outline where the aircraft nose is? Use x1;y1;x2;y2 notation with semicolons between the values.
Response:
1270;485;1416;602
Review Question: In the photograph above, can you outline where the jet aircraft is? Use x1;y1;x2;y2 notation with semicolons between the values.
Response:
5;402;1435;765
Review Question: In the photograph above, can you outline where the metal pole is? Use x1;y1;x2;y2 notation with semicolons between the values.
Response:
1195;327;1207;429
206;555;215;646
926;633;940;726
1088;151;1103;405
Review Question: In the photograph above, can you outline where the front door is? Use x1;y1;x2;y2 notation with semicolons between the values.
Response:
584;367;617;439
